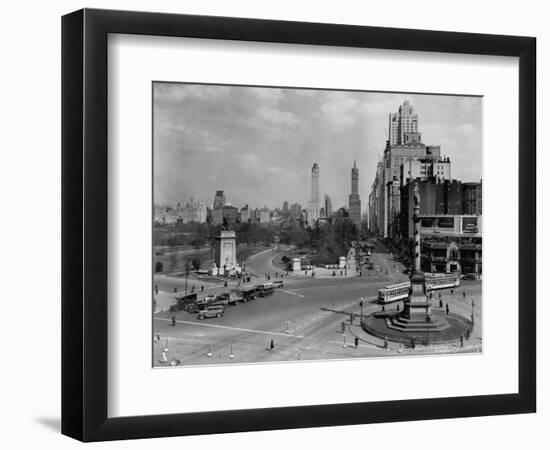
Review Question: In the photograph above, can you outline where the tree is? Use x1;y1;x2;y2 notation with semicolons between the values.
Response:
191;257;201;270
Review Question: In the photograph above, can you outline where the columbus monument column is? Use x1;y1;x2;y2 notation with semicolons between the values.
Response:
402;181;432;319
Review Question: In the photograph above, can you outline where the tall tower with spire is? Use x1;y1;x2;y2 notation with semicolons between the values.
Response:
349;161;362;228
307;163;320;226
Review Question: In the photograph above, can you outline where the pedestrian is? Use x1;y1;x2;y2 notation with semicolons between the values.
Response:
382;305;385;312
154;284;158;295
451;289;454;295
173;286;178;293
410;337;416;350
171;316;176;327
463;291;466;299
201;285;204;292
396;304;400;312
268;274;271;280
439;298;443;308
466;328;471;340
460;336;464;347
275;272;278;278
384;337;388;349
439;292;442;299
224;281;227;287
270;339;275;351
341;321;346;333
471;297;475;308
446;303;450;315
156;333;160;342
340;270;343;276
354;337;359;348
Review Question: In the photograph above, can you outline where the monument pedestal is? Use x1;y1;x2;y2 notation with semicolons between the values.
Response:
390;270;450;333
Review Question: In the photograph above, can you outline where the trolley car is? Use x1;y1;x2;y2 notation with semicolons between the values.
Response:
377;273;460;304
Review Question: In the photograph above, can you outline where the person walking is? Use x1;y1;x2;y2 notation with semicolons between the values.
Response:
354;337;359;348
445;303;450;315
270;339;275;351
463;291;466;300
171;316;176;327
201;285;204;292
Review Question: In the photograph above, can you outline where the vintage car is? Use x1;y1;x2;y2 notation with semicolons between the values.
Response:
197;305;225;320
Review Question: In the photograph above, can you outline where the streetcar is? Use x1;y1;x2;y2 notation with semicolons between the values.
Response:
377;282;410;303
424;273;460;291
377;273;460;304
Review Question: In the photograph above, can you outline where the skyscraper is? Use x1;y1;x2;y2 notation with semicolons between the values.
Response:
388;100;419;146
282;200;289;214
369;100;451;238
349;161;362;227
324;194;333;218
307;163;320;226
213;190;225;209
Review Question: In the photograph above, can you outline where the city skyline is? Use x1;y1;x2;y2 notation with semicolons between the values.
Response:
154;83;482;209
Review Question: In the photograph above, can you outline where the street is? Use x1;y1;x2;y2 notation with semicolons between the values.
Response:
153;242;482;366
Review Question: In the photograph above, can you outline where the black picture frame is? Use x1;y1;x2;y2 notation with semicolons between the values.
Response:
61;8;536;442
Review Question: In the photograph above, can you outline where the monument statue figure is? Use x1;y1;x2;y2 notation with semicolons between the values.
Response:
413;181;420;208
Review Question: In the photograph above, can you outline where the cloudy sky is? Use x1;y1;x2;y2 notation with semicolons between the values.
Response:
153;83;482;210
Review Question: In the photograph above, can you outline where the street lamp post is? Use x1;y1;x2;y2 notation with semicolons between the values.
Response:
184;259;190;294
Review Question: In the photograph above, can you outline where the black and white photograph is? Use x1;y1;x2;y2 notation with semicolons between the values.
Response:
152;83;483;367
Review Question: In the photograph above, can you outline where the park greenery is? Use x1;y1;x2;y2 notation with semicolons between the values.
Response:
153;217;359;273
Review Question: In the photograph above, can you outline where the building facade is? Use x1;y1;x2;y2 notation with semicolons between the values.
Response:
368;101;455;238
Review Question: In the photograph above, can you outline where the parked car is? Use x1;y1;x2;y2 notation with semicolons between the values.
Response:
461;273;477;280
197;305;225;320
258;286;275;297
273;280;284;288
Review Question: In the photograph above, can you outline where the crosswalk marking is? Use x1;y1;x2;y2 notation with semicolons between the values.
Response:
154;316;304;338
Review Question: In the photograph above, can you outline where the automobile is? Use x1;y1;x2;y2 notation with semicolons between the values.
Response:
461;273;477;280
273;280;284;288
210;293;230;306
197;305;225;320
258;286;275;297
366;263;374;270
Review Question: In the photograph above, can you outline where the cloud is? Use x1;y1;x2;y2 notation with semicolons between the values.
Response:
320;93;360;131
257;105;299;126
153;83;483;208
